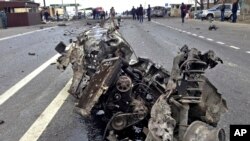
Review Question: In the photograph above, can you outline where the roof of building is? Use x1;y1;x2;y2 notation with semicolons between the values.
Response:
0;1;39;8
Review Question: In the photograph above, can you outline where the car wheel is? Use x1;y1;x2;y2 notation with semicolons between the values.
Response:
229;15;233;21
206;14;213;20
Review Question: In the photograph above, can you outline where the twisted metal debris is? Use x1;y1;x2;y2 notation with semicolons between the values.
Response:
55;19;228;141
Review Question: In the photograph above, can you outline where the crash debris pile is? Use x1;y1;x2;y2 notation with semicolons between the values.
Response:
55;19;228;141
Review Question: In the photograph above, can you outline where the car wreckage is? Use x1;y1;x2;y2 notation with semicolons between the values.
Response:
55;19;228;141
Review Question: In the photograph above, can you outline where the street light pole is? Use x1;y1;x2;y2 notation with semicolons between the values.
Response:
75;0;78;16
195;0;197;17
62;0;65;20
43;0;46;7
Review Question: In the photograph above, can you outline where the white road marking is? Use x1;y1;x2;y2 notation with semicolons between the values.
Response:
199;36;205;39
229;45;240;50
216;41;225;45
19;80;71;141
246;51;250;54
183;31;187;33
0;54;60;106
192;34;197;36
187;32;192;34
206;38;214;41
0;27;56;42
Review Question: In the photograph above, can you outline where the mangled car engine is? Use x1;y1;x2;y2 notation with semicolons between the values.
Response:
55;20;228;141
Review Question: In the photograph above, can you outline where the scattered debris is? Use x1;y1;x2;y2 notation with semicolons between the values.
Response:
86;22;92;25
28;52;36;56
209;25;218;31
55;19;227;141
58;23;67;26
0;120;4;125
50;62;56;65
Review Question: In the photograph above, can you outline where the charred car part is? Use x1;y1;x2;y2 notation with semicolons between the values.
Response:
55;20;133;97
55;20;228;141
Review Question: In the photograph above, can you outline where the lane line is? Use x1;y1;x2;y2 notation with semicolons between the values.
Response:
151;21;243;52
0;27;56;42
229;45;240;50
206;38;214;41
0;54;60;106
246;51;250;54
216;41;225;45
19;80;71;141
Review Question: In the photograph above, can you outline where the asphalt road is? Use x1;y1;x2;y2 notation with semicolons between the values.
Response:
119;18;250;139
0;18;249;141
0;21;89;141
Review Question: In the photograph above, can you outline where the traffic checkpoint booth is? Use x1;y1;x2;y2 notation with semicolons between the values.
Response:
0;1;41;27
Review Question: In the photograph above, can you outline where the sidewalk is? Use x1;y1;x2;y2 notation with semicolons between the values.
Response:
0;21;69;39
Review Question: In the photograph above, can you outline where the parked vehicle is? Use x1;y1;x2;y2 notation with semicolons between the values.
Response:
190;6;202;19
151;6;167;17
201;3;240;20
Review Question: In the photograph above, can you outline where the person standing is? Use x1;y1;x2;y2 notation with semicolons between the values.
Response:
44;10;49;22
180;3;187;24
232;0;239;23
56;11;59;22
92;9;96;19
147;5;152;21
220;1;225;21
1;11;7;29
136;7;139;20
131;6;136;20
110;7;116;21
138;4;144;23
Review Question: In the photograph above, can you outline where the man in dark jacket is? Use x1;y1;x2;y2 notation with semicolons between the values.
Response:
131;6;136;20
138;4;144;23
136;7;139;20
147;4;152;21
220;2;225;21
180;3;187;24
232;0;239;23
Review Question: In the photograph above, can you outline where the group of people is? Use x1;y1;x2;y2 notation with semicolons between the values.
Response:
92;9;108;20
220;0;239;23
0;10;7;29
131;4;152;23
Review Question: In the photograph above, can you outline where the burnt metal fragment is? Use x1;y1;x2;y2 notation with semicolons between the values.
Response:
55;20;227;141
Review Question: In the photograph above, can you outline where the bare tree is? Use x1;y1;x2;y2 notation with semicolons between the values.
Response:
195;0;204;10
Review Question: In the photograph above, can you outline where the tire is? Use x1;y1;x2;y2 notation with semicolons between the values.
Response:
206;14;213;20
229;14;233;21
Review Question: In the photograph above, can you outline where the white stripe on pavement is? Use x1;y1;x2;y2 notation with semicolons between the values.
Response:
216;41;225;45
206;38;214;41
19;80;71;141
246;51;250;54
0;54;60;106
229;45;240;50
0;27;56;42
199;36;205;39
192;34;197;36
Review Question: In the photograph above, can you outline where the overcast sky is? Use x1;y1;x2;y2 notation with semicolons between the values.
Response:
35;0;194;12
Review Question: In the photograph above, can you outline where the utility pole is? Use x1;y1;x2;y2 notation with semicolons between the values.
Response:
43;0;46;7
195;0;197;17
62;0;65;20
75;0;78;16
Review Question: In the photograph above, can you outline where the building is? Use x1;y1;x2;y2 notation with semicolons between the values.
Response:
0;0;41;27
